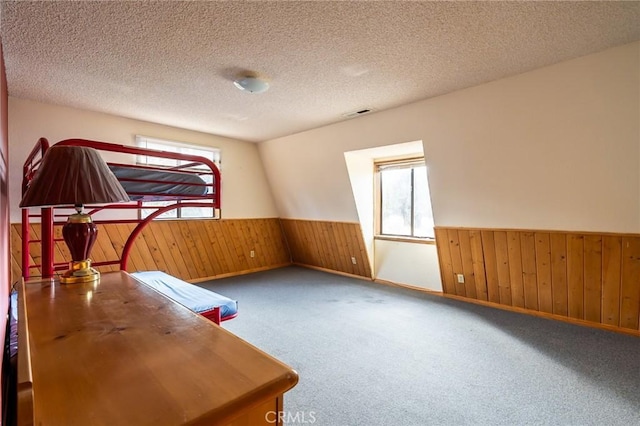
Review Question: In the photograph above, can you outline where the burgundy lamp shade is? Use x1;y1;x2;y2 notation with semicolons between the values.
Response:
19;145;129;283
19;145;129;208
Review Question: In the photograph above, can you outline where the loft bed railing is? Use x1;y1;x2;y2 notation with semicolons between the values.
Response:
21;137;222;280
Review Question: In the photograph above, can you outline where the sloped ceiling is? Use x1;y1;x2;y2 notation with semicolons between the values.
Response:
1;1;639;142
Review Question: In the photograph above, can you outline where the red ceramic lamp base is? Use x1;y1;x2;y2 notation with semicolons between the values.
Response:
61;209;100;284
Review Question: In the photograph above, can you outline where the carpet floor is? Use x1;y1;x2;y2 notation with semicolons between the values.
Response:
199;266;640;426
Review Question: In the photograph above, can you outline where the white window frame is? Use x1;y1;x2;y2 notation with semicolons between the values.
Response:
135;135;221;220
375;156;435;240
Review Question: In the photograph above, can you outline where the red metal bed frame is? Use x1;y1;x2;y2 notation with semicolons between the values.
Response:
21;137;222;281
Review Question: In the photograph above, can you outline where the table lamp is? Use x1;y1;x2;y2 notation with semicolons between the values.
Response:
19;145;130;284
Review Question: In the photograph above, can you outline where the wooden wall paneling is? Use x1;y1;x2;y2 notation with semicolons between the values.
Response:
340;223;358;277
288;220;306;264
493;231;512;306
620;237;640;330
280;219;371;277
506;231;525;308
248;219;266;267
457;230;477;299
102;224;126;269
316;221;331;270
187;220;216;277
332;222;348;274
127;223;158;272
262;219;282;265
279;220;294;260
203;220;228;275
583;235;603;323
169;221;200;279
534;232;553;314
10;225;24;281
10;256;21;285
468;230;488;301
275;219;293;264
299;221;317;266
256;219;278;265
355;223;372;277
321;222;337;272
304;221;317;265
252;219;268;266
447;229;466;296
154;221;191;280
336;222;352;274
275;219;292;264
140;223;171;274
601;236;622;326
224;220;248;273
219;220;241;273
177;221;208;278
211;220;238;273
281;219;302;263
99;224;122;271
10;224;25;281
278;220;293;262
549;233;568;316
116;224;145;273
434;228;456;295
519;232;539;310
481;231;500;303
237;219;257;269
231;220;251;268
337;223;355;274
93;236;117;272
13;218;291;283
567;234;585;320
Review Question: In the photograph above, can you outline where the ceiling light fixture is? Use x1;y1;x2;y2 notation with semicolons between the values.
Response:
233;72;270;94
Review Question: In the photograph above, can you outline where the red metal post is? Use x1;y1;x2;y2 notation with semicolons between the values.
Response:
41;207;54;278
22;208;30;280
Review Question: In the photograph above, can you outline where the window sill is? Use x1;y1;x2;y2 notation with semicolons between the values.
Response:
374;235;436;245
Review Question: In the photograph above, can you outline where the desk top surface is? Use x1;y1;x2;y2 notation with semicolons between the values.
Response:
20;271;298;425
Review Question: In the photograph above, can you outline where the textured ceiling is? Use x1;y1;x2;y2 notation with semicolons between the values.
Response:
1;1;639;143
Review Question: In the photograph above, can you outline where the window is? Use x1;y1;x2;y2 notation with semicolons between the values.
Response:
136;135;220;219
376;157;434;239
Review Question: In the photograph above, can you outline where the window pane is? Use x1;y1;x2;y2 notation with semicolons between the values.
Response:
381;168;412;236
181;206;214;218
413;166;434;238
141;201;177;219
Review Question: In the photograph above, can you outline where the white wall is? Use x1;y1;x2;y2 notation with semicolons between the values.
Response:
259;41;639;290
375;240;441;292
260;41;640;234
8;98;278;222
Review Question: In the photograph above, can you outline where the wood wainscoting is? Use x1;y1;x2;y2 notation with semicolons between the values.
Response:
10;218;291;283
280;219;372;278
435;227;640;333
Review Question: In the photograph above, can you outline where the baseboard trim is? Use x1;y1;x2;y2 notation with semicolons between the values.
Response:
293;263;372;281
188;263;292;283
442;293;640;337
373;278;443;296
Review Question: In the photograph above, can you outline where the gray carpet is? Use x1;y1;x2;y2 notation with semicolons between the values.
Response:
198;266;640;426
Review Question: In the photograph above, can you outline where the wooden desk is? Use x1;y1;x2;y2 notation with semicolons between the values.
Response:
17;271;298;425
